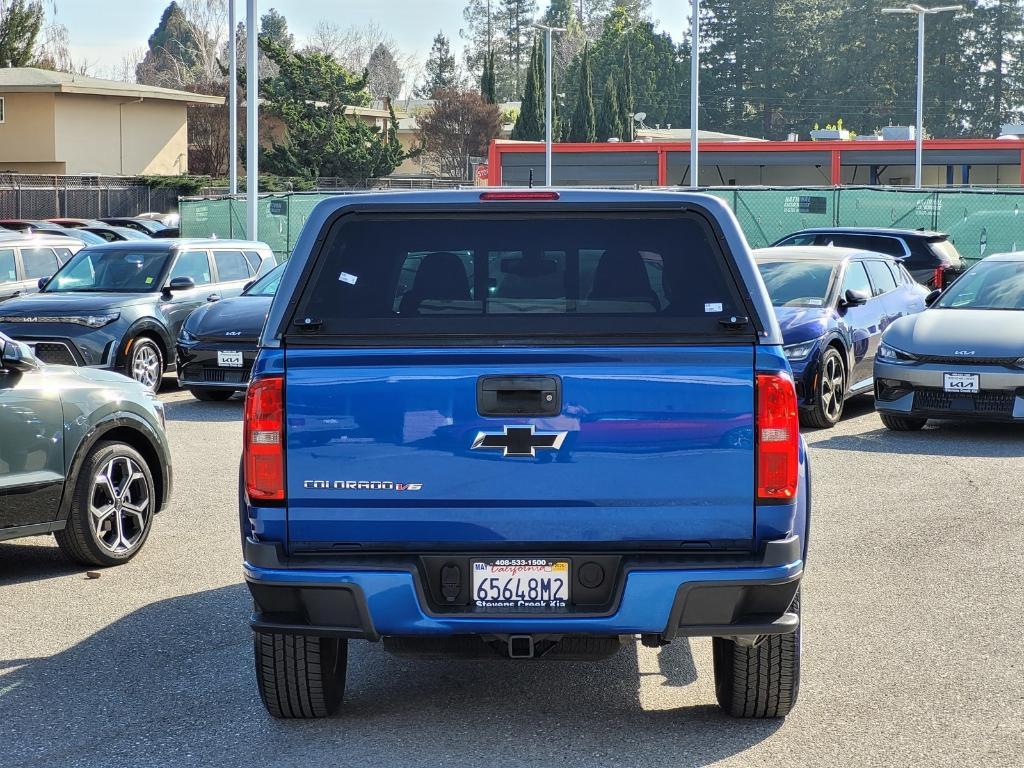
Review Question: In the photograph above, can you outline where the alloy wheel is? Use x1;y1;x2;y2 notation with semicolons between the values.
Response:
131;343;161;391
820;354;844;422
90;456;151;554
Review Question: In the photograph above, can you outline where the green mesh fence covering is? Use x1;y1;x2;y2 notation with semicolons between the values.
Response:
181;187;1024;264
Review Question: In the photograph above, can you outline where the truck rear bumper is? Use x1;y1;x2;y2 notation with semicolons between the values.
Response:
243;536;803;640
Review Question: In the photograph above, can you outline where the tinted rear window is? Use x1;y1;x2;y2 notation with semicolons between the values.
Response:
291;213;749;341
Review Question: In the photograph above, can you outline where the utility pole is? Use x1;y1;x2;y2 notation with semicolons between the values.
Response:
246;0;258;240
228;0;238;196
689;0;700;189
881;4;961;189
533;24;565;187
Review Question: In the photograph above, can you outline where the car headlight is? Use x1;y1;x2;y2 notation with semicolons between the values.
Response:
783;339;819;361
877;343;917;363
0;313;119;328
1014;357;1024;369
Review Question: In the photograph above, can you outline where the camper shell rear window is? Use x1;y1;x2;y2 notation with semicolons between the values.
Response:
285;212;753;344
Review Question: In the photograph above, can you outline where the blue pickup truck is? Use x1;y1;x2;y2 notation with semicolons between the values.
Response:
240;189;809;719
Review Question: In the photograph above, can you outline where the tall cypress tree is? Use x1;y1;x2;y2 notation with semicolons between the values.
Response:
481;50;497;104
512;37;544;140
567;43;596;142
617;44;634;140
596;74;623;140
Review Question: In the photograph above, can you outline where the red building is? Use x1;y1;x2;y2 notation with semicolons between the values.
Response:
487;138;1024;187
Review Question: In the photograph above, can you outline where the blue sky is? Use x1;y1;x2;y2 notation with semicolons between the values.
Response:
63;1;690;79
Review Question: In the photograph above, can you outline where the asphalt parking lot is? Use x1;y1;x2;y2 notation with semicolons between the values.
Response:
1;384;1022;768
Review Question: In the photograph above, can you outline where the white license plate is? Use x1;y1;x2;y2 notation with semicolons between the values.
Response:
943;372;979;394
472;559;569;611
217;351;244;368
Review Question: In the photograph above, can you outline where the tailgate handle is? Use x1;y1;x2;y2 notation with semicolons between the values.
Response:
477;375;561;417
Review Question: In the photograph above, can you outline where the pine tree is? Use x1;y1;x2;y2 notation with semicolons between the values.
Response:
0;0;44;68
596;74;623;140
617;43;634;140
136;1;202;87
366;43;403;101
512;37;544;140
260;8;293;51
417;31;459;98
568;43;596;142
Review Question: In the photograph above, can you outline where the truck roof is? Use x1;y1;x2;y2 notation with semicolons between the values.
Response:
265;188;783;347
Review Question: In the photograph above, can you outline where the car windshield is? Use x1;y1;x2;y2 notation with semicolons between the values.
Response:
244;263;284;296
45;247;171;293
936;259;1024;310
757;260;837;307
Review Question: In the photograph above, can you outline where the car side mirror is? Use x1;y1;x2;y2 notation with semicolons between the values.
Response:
924;288;941;306
37;276;51;291
165;276;196;294
0;338;38;372
243;279;255;292
839;288;869;308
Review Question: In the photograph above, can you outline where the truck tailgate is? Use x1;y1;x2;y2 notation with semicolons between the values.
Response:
284;346;755;551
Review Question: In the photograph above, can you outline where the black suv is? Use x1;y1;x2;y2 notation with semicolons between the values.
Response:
772;227;965;288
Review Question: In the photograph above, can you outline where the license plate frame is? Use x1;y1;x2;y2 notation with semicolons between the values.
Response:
471;558;570;612
943;372;979;394
217;350;244;368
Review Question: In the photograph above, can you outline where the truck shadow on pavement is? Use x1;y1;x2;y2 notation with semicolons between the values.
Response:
1;584;782;768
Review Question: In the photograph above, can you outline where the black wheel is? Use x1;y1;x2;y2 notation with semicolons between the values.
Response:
712;590;801;718
189;387;235;402
123;337;163;393
55;441;156;567
253;632;347;718
800;347;845;429
880;412;927;431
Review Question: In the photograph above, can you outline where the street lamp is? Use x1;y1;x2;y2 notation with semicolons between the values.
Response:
246;0;259;240
881;4;962;189
532;23;565;187
690;0;699;189
228;0;237;197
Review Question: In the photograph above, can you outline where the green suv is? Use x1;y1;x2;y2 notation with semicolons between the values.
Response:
0;332;172;565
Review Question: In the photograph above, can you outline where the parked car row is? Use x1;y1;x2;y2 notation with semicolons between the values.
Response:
0;238;276;393
761;227;1023;432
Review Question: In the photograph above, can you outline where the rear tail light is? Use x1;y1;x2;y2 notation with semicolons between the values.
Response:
933;267;945;289
244;376;284;501
756;372;799;502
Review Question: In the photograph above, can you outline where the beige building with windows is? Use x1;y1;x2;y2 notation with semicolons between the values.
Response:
0;68;223;176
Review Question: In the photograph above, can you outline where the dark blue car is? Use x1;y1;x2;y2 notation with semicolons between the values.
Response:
241;189;809;720
755;246;928;428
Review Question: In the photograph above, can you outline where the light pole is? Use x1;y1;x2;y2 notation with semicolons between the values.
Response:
228;0;237;197
881;4;961;189
245;0;259;240
532;23;565;187
689;0;700;189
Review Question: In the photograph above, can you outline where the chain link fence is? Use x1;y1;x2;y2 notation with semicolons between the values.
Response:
181;186;1024;264
0;174;180;220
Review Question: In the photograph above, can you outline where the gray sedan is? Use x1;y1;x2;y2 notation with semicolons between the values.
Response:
874;252;1024;430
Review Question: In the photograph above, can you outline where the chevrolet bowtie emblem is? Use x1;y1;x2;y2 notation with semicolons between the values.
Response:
471;425;567;457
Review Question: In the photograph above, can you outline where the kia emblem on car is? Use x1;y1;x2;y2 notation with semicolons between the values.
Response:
225;330;243;336
471;425;567;457
954;350;976;356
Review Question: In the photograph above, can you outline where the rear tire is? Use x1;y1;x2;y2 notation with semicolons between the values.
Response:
189;387;235;402
799;347;845;429
253;632;347;718
880;412;927;431
712;591;801;718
